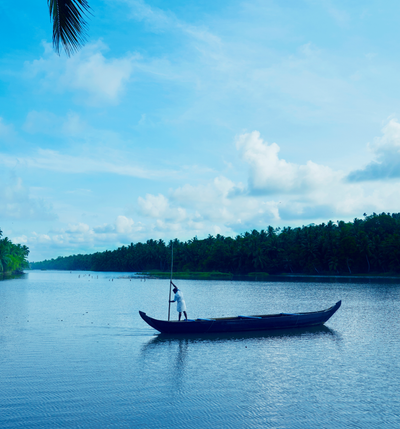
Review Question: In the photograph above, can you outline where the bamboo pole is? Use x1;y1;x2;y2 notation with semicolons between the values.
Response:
168;242;174;321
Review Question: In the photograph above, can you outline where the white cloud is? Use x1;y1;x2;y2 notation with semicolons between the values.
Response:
371;118;400;152
93;223;116;234
347;118;400;181
26;41;136;105
0;148;175;179
135;175;279;233
152;130;400;229
66;223;91;234
26;216;140;260
20;128;400;261
138;193;169;218
137;193;186;221
12;235;28;244
171;176;236;208
116;215;135;234
236;131;340;194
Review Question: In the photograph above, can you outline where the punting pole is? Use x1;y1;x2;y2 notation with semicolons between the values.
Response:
168;242;174;321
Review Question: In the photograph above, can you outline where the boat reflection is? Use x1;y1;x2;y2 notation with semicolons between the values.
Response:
139;325;341;392
143;324;338;348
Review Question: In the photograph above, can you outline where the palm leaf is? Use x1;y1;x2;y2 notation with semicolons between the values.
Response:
48;0;92;56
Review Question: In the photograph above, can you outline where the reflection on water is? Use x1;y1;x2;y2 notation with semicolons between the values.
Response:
143;324;337;346
0;270;399;429
0;272;27;281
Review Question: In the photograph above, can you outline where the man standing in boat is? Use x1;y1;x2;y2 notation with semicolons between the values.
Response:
169;282;188;321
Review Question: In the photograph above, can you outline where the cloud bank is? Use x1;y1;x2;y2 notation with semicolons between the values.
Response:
347;118;400;181
7;124;400;261
236;131;340;194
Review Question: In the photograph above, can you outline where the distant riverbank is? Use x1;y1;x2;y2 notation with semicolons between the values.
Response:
144;270;400;283
28;213;400;277
29;269;400;283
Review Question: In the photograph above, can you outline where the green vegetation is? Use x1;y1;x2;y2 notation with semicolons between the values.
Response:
147;271;234;280
0;230;30;275
30;213;400;276
248;272;270;278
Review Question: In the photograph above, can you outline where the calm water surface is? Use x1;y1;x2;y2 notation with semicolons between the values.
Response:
1;271;399;428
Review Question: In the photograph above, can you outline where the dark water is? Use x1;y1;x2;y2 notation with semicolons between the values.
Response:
1;271;399;428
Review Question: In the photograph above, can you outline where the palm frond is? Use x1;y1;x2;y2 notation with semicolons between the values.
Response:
48;0;92;56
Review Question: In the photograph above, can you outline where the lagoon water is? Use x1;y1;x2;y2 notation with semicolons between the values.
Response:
1;271;400;428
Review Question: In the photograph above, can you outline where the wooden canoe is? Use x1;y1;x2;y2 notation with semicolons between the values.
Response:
139;300;341;335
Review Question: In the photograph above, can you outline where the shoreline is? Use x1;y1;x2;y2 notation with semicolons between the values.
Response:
143;271;400;283
0;271;27;281
26;269;400;283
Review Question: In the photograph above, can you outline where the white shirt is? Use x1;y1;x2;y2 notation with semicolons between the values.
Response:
174;289;186;312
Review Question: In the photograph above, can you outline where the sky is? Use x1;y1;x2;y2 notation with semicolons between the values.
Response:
1;0;400;262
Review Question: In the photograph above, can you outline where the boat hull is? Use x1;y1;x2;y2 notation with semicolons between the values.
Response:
139;301;341;335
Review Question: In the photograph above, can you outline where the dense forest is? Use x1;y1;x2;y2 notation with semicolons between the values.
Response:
30;213;400;275
0;230;30;275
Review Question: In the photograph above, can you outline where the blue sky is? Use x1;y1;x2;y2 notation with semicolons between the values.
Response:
2;0;400;261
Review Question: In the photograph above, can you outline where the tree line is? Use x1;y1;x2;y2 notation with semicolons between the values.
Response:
30;213;400;275
0;230;30;274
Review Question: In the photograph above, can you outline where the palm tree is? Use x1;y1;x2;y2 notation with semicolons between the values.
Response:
48;0;91;56
0;237;12;273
